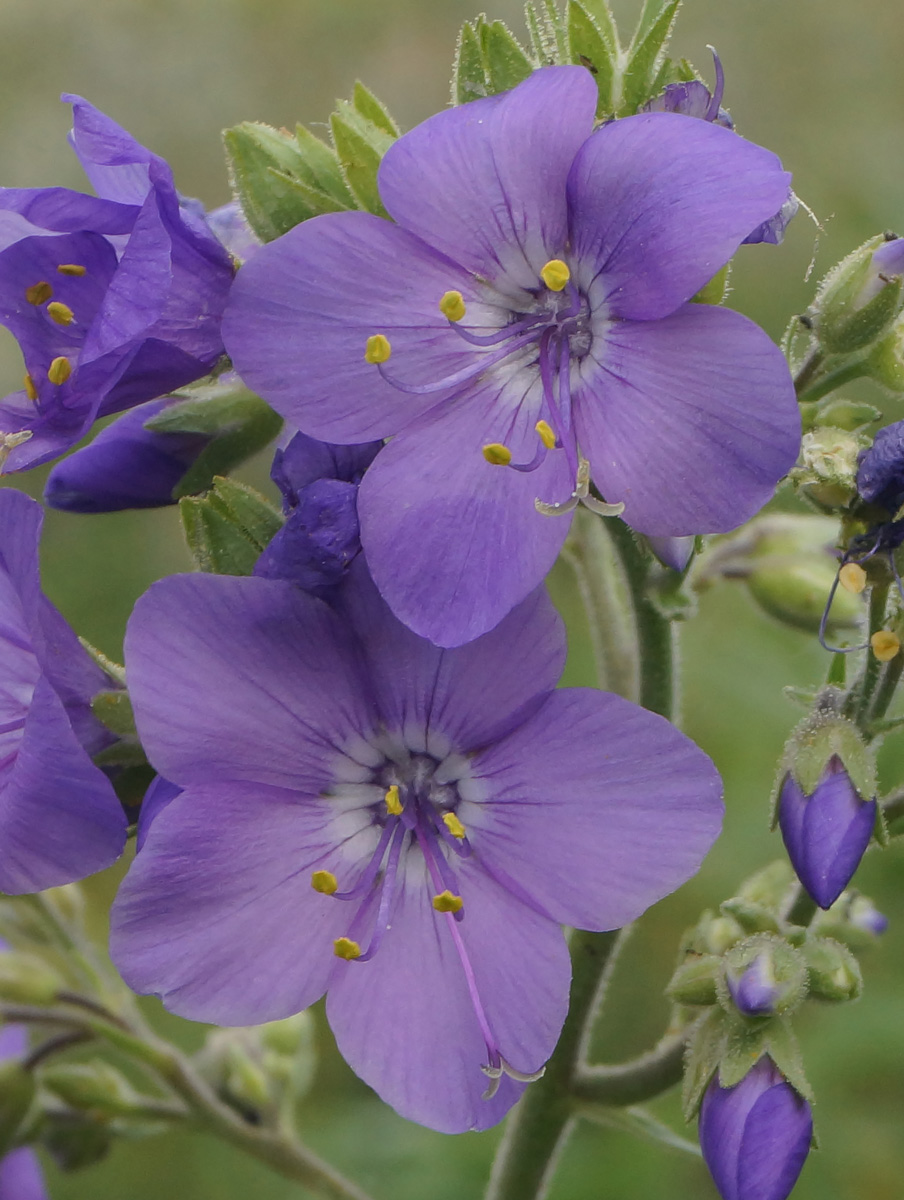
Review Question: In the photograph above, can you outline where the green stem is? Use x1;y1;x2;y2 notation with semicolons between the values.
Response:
847;583;889;725
865;653;904;733
796;360;868;405
786;884;818;928
793;349;824;396
570;1035;686;1107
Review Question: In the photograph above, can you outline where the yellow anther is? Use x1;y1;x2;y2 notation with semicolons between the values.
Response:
432;890;464;914
333;937;362;960
838;562;867;595
442;812;466;839
47;357;72;386
540;259;570;292
439;290;467;322
25;281;52;306
311;870;338;894
482;443;512;466
535;419;556;449
385;785;402;816
57;263;87;276
871;630;900;662
46;301;75;327
364;334;391;364
23;373;38;403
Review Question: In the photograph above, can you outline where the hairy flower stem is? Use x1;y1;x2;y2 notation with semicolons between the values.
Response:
570;1035;687;1107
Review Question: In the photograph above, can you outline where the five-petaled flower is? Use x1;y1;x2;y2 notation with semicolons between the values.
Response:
223;65;801;647
111;562;722;1132
0;95;234;473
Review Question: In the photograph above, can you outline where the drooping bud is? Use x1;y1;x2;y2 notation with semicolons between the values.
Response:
815;234;904;354
801;936;862;1002
721;937;807;1019
699;1057;813;1200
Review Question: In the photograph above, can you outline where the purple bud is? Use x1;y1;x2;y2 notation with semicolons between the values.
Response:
742;194;799;247
856;418;904;516
647;535;696;572
726;954;782;1017
700;1057;812;1200
848;895;888;937
44;399;210;513
778;756;876;910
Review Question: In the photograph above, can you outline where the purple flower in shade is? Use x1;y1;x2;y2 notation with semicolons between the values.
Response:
848;895;888;937
222;66;800;647
726;953;783;1018
778;756;876;910
643;50;734;129
254;431;381;593
135;774;182;851
110;562;722;1132
647;535;696;572
43;397;211;513
0;488;127;892
856;417;904;517
699;1057;812;1200
0;95;234;474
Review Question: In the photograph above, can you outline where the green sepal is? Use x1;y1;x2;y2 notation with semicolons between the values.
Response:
481;19;535;93
720;898;781;936
682;1007;729;1121
292;125;356;208
802;935;863;1002
329;102;396;217
41;1063;139;1117
454;21;489;104
0;951;63;1006
715;1016;812;1102
573;0;619;54
524;3;553;62
90;690;136;739
540;0;569;60
779;696;876;807
736;859;797;912
818;237;904;354
567;1;616;114
813;399;881;433
0;1062;36;1158
41;1117;113;1171
352;81;400;138
179;477;283;577
692;264;731;306
621;0;681;115
666;954;721;1007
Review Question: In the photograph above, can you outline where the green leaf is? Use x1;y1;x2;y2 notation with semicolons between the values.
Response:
633;0;677;44
541;0;569;59
480;19;535;93
524;2;553;62
621;0;681;115
224;123;329;242
453;20;489;105
567;1;617;114
682;1008;729;1121
91;690;136;739
572;0;619;52
292;125;356;208
180;478;283;576
352;81;400;137
330;102;396;216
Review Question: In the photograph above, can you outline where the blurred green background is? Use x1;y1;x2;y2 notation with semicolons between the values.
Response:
1;0;903;1197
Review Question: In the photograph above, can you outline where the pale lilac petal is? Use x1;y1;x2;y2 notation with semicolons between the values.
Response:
357;380;574;646
339;561;565;751
124;574;376;790
379;66;598;290
64;94;158;205
568;113;791;320
464;689;723;929
326;853;570;1132
223;210;481;441
111;783;356;1023
0;1148;48;1200
574;305;800;535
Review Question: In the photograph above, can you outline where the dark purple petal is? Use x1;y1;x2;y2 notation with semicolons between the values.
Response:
254;480;361;592
135;775;182;851
44;399;209;513
465;689;723;929
727;955;782;1017
644;80;733;129
326;853;570;1133
742;193;799;247
64;94;160;205
856;418;904;514
700;1058;812;1200
272;431;380;509
567;113;791;320
0;187;135;245
124;574;376;791
378;66;598;290
647;536;696;571
0;1147;48;1200
357;380;574;646
574;304;800;536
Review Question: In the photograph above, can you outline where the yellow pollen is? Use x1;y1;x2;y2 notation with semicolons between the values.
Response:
46;301;75;326
540;259;570;292
385;784;402;816
838;562;867;594
432;890;464;914
57;263;87;276
23;373;38;402
439;290;467;322
535;419;556;449
871;630;900;662
442;812;466;839
333;937;362;960
311;870;338;894
47;357;72;386
482;443;512;466
25;281;52;306
364;334;391;364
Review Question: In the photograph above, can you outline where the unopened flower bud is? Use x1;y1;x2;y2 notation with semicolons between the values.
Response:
699;1057;812;1200
666;955;721;1007
802;937;862;1002
0;953;63;1006
816;234;904;354
721;937;807;1019
646;535;696;572
41;1063;138;1116
811;891;888;950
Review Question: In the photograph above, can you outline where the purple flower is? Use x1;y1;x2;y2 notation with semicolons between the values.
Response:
647;535;696;572
0;489;127;892
726;953;783;1018
856;417;904;516
778;756;876;910
43;397;211;512
223;66;800;647
0;95;234;473
205;200;261;264
0;945;49;1200
699;1057;812;1200
254;431;381;593
135;774;182;851
110;562;722;1132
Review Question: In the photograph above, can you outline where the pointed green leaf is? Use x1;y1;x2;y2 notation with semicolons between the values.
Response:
621;0;681;115
541;0;569;59
330;103;395;217
352;81;400;137
224;122;325;242
269;170;350;217
480;20;534;93
572;0;619;51
633;0;676;44
293;125;356;207
453;20;489;105
524;2;553;62
567;1;617;114
180;478;283;576
682;1008;729;1121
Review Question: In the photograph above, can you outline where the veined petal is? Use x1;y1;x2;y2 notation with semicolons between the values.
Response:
463;689;723;930
326;853;570;1133
568;112;791;320
222;210;486;442
64;94;160;205
378;66;598;291
574;305;800;536
357;377;574;646
124;574;376;791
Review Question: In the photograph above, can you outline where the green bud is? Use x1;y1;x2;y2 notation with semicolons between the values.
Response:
802;936;862;1002
790;428;867;511
41;1063;138;1116
720;899;781;937
811;892;888;950
666;955;721;1006
0;1061;36;1157
180;477;283;576
816;234;904;354
736;860;797;912
810;398;882;433
867;318;904;391
259;1010;315;1058
701;914;745;956
0;953;63;1006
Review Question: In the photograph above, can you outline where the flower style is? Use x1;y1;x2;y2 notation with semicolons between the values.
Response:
111;562;722;1132
223;65;800;646
0;489;127;892
0;95;234;473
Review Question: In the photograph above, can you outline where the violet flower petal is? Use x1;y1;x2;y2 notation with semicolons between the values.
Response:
574;304;800;536
253;480;362;592
567;112;791;321
0;1148;48;1200
135;775;182;851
